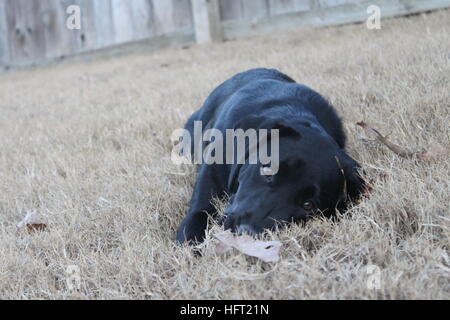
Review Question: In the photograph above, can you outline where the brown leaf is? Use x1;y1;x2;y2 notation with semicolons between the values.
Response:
214;230;282;263
26;223;48;233
356;121;449;161
17;211;48;233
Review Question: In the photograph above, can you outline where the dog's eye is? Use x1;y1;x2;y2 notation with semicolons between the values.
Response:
302;201;315;211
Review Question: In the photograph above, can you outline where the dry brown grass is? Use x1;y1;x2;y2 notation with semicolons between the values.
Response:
0;10;449;300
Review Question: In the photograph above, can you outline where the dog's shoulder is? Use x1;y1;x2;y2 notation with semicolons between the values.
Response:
293;85;347;149
229;68;296;84
194;69;347;149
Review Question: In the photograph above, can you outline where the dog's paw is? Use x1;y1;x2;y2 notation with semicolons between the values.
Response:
176;224;205;245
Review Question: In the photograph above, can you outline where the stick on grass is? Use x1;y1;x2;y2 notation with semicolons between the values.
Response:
356;121;449;161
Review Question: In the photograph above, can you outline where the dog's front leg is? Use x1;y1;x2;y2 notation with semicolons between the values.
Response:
176;165;224;244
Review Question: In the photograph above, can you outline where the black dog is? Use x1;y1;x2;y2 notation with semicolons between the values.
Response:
176;68;365;244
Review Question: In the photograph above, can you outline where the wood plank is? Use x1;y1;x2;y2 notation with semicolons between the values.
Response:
172;0;194;28
55;0;97;55
224;0;450;39
242;0;269;19
0;0;10;67
192;0;223;43
110;0;136;44
152;0;175;35
92;0;116;49
319;0;367;8
2;0;449;67
110;0;155;44
38;0;80;60
55;27;195;67
268;0;312;16
129;0;153;40
55;0;80;57
219;0;243;21
5;0;47;66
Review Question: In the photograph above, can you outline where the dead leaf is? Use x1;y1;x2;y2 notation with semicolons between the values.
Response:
214;230;282;263
26;223;47;232
356;121;449;161
17;211;48;233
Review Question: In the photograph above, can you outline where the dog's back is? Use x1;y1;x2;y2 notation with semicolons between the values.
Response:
186;68;345;149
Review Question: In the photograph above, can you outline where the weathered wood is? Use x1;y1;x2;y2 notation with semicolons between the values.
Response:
53;0;81;57
65;27;195;66
129;0;154;40
192;0;223;43
71;0;97;52
38;0;67;60
5;0;47;66
0;0;195;67
0;0;10;67
268;0;312;15
152;0;175;35
223;0;450;39
110;0;138;44
172;0;194;29
1;0;449;68
92;0;116;49
318;0;367;8
242;0;269;19
219;0;243;21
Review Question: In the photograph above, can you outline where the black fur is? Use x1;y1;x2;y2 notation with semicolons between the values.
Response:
176;68;364;244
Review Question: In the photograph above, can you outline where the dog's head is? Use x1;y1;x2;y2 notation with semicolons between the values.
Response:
223;117;365;235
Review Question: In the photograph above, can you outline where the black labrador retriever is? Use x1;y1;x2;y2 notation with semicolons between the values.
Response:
176;68;365;244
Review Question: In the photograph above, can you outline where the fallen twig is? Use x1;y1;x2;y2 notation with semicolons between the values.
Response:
356;121;449;161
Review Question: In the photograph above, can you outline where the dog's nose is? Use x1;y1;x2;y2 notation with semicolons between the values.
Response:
223;211;254;233
236;224;256;235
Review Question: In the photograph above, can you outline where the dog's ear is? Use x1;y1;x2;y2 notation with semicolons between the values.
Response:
234;115;301;139
338;152;366;204
269;120;301;139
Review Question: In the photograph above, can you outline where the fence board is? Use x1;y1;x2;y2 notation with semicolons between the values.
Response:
223;0;450;39
0;0;10;66
92;0;116;49
242;0;270;19
5;0;47;66
192;0;223;43
152;0;176;35
268;0;312;15
111;0;138;44
38;0;68;60
76;0;98;52
319;0;367;8
1;0;449;68
172;0;194;28
219;0;243;21
130;0;154;40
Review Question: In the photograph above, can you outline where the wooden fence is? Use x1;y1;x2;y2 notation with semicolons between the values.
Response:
0;0;449;68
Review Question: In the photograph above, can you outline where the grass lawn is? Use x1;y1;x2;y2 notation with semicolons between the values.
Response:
0;10;448;299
